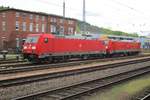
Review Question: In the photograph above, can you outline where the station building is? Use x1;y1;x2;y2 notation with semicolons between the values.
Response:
0;8;77;51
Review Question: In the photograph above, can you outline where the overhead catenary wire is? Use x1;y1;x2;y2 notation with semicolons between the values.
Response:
107;0;150;19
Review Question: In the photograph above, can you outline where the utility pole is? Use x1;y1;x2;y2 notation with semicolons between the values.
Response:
63;0;65;35
83;0;86;33
83;0;85;22
63;0;65;17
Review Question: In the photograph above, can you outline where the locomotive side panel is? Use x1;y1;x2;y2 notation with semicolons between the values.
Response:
51;38;106;55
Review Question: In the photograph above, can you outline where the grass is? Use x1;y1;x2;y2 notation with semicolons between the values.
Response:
83;73;150;100
0;54;21;60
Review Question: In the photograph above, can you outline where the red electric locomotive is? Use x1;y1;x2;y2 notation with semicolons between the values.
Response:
22;33;107;62
106;40;141;56
105;35;141;55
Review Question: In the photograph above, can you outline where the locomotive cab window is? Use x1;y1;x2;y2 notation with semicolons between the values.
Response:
25;36;39;43
103;40;108;45
44;38;48;43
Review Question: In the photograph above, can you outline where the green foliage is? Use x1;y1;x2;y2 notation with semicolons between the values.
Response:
0;6;9;10
77;21;102;34
77;21;139;37
101;29;139;37
76;24;81;33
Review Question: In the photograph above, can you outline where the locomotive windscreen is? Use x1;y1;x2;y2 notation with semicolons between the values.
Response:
25;36;39;43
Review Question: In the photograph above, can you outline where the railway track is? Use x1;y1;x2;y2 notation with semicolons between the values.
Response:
0;54;149;74
135;89;150;100
0;56;150;83
0;61;34;72
0;55;150;99
13;61;150;100
140;93;150;100
0;59;25;64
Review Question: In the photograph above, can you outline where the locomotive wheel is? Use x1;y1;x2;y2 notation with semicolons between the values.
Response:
82;55;88;60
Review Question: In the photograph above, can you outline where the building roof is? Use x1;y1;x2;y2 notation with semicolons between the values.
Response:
0;8;77;21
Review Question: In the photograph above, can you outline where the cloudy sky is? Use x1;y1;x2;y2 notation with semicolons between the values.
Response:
1;0;150;36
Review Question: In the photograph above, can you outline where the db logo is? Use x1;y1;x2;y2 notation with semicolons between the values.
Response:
79;44;82;47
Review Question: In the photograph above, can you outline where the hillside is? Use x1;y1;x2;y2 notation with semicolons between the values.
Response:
77;21;139;37
0;6;9;10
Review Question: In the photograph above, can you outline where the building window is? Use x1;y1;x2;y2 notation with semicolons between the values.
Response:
2;13;6;18
50;25;56;33
50;18;53;22
22;13;26;20
68;20;73;25
42;16;45;21
36;15;39;22
60;26;64;34
30;14;33;20
2;21;6;31
29;23;33;32
42;24;45;32
22;22;26;31
50;17;56;23
16;12;19;17
16;21;19;31
68;27;74;34
60;19;63;23
36;24;39;32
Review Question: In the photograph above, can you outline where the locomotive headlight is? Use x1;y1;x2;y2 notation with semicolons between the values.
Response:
32;46;36;50
23;46;27;49
106;46;108;49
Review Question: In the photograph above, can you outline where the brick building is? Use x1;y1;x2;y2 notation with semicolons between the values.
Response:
0;8;77;51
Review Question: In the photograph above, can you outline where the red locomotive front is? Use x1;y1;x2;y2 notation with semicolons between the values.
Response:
22;33;55;62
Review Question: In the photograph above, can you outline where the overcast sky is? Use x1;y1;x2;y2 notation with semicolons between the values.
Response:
1;0;150;36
